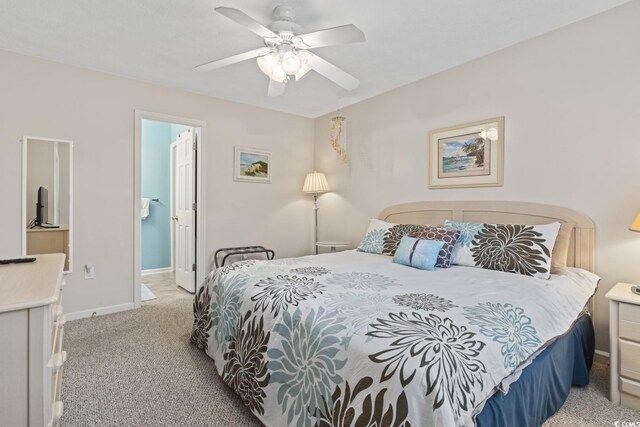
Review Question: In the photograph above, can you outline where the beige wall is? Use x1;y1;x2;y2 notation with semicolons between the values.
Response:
313;1;640;353
0;50;315;315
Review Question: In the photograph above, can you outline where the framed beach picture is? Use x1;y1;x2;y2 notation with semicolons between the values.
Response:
234;146;272;183
428;117;504;189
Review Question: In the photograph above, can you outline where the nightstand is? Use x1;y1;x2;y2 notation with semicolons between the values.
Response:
316;241;350;253
606;282;640;410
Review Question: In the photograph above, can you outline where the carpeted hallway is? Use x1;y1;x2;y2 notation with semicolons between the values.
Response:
60;290;640;426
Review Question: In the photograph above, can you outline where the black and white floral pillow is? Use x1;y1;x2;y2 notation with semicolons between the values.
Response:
444;220;561;279
358;219;424;256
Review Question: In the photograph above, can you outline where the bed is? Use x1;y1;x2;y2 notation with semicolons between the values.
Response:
191;201;598;427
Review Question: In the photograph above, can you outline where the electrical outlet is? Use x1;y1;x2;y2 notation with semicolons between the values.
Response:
84;264;95;279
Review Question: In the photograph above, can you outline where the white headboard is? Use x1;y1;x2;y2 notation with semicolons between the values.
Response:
378;200;595;273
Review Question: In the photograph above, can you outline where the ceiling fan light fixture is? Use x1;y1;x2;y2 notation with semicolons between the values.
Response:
282;51;302;75
200;6;365;95
270;63;287;82
257;52;278;77
256;56;272;76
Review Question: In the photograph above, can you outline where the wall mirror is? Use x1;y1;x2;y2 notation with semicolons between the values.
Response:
22;136;73;273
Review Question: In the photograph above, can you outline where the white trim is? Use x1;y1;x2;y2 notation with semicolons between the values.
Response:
65;302;135;321
594;349;610;364
53;141;59;224
170;141;177;274
21;138;27;256
134;110;207;309
141;267;174;276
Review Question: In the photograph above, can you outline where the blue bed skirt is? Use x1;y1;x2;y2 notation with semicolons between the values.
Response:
476;313;595;427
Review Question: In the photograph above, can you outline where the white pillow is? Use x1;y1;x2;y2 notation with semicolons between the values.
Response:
444;220;561;279
357;219;396;255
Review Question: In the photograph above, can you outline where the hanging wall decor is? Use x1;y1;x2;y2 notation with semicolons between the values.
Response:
233;146;272;183
329;115;348;163
428;117;504;189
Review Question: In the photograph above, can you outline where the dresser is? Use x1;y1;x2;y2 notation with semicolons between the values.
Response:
607;282;640;410
0;254;66;426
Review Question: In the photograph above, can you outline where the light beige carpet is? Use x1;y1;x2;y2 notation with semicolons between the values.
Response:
60;291;640;426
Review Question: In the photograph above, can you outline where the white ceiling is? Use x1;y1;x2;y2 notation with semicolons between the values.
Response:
0;0;629;118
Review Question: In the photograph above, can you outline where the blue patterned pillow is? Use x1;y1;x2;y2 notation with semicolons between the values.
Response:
358;230;386;254
392;236;444;271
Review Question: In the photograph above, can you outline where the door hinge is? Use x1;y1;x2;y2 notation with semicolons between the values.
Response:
192;202;197;210
192;263;196;272
193;142;197;151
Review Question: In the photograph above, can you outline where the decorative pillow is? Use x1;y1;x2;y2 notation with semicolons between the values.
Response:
357;219;425;255
550;222;575;274
444;220;561;279
416;226;461;268
393;236;444;271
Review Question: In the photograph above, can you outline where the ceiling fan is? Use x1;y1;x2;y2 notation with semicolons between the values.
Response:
196;5;366;97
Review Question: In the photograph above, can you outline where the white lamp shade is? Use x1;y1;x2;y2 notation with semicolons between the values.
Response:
282;51;302;75
303;172;330;194
257;52;277;76
270;64;286;82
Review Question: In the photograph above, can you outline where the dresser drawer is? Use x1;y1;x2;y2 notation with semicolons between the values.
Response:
620;339;640;382
620;302;640;342
622;393;640;411
621;303;640;323
621;377;640;398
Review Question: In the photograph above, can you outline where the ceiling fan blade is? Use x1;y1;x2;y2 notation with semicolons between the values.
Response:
268;80;286;97
305;52;360;91
215;7;280;40
195;47;271;72
294;24;365;49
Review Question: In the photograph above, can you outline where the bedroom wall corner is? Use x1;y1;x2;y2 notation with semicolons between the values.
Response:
0;50;315;317
312;0;640;354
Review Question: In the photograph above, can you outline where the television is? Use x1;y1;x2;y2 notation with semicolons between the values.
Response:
36;186;48;226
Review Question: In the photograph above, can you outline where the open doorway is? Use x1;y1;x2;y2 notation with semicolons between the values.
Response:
134;111;206;308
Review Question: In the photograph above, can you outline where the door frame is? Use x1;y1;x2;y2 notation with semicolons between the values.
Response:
134;110;207;308
169;140;177;274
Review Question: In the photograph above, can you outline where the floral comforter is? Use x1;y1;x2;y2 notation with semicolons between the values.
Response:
191;250;598;427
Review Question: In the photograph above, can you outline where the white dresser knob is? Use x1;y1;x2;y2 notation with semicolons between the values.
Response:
56;314;67;326
52;304;64;320
48;351;67;371
51;401;64;422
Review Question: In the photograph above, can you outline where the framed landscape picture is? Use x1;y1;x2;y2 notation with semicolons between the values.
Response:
234;146;272;183
428;117;504;189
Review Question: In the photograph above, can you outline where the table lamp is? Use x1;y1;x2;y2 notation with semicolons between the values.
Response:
629;214;640;294
303;172;330;254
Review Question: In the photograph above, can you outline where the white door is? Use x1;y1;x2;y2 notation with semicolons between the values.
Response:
169;141;177;273
174;129;196;292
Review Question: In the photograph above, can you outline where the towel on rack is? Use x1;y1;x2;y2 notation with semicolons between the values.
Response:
141;198;150;220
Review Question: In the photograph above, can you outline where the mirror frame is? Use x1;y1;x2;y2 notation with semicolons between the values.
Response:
21;136;74;274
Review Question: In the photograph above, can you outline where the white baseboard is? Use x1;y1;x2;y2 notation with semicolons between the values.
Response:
594;349;610;364
141;267;173;276
66;302;136;321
